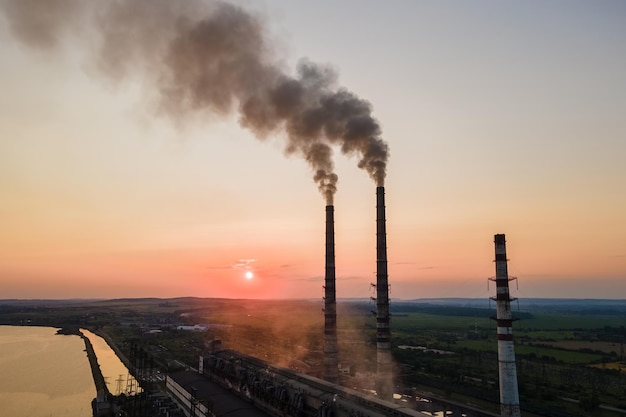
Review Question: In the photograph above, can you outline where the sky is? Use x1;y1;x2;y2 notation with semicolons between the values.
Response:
1;0;625;300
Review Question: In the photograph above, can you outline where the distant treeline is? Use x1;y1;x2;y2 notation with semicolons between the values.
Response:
339;300;534;319
389;303;534;320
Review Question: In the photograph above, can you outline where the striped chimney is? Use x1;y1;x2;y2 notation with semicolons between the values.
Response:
492;234;521;417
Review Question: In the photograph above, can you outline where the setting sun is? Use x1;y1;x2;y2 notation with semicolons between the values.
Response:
245;271;254;280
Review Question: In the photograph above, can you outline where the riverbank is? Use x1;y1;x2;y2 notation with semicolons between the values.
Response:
78;329;117;417
93;329;132;371
54;327;110;396
55;327;115;416
79;330;110;397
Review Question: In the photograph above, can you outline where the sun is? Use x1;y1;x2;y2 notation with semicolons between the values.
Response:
245;271;254;280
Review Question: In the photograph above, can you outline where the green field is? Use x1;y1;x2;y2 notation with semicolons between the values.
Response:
516;313;626;330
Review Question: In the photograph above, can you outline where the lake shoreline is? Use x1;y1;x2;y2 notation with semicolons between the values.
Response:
0;325;97;417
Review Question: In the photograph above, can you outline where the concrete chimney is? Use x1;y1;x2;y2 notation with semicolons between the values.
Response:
492;234;521;417
323;205;338;383
375;187;392;400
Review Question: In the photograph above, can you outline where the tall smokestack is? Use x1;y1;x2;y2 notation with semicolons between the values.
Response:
492;234;521;417
323;204;338;383
375;186;392;400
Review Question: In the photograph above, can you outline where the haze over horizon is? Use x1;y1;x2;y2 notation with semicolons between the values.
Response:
1;1;625;300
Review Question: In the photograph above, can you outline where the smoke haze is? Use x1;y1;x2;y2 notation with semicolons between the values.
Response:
1;0;388;202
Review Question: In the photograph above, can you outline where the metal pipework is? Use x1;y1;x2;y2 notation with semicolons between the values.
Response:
323;205;338;383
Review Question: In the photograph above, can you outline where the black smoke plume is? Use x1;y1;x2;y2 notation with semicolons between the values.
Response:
1;0;389;201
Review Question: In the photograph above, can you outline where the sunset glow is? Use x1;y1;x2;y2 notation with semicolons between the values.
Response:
0;1;624;300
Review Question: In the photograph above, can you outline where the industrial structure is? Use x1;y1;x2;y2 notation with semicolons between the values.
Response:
198;349;429;417
491;234;521;417
374;186;393;400
166;348;502;417
167;368;271;417
323;204;339;383
322;187;392;395
162;192;522;417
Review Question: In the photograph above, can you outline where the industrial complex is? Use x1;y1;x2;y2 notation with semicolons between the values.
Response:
160;190;520;417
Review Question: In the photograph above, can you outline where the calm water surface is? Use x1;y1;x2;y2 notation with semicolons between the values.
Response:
0;326;136;416
0;326;95;417
81;329;138;395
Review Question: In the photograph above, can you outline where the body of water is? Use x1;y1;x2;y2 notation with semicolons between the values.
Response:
0;326;135;416
0;325;95;417
82;329;139;395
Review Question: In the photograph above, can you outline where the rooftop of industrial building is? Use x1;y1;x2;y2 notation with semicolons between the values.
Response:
168;369;272;417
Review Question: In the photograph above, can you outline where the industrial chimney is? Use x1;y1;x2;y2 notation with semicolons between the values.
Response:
491;234;521;417
375;187;392;400
323;205;338;383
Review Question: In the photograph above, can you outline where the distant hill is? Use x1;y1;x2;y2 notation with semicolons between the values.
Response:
2;296;624;314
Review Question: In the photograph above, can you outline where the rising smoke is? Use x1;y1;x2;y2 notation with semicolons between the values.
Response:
1;0;388;202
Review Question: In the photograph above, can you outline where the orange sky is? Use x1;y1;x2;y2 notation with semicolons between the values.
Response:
1;1;625;300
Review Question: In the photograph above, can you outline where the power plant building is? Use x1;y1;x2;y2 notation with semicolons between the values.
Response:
166;369;272;417
197;349;430;417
